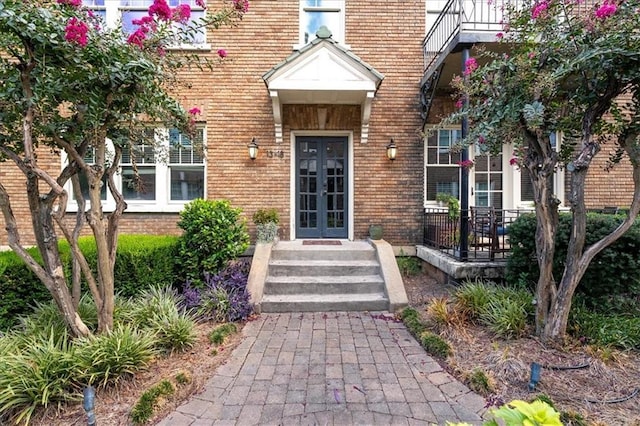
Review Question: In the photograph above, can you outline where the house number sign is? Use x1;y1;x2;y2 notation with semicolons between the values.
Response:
267;150;284;158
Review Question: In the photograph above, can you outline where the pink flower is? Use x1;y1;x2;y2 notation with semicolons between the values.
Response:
595;1;617;18
464;57;478;76
496;32;504;39
478;135;486;144
57;0;82;7
64;17;89;47
531;0;550;19
172;4;191;23
149;0;172;21
188;107;201;115
509;157;518;166
528;51;536;59
132;15;155;26
217;48;227;58
233;0;249;13
195;0;206;8
127;28;147;48
455;98;464;109
457;159;474;169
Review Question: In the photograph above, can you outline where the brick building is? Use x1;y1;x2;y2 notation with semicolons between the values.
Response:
0;0;634;249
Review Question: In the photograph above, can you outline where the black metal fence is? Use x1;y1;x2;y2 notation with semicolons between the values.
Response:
423;207;532;262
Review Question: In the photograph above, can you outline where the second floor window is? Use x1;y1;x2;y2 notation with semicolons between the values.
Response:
83;0;207;45
300;0;345;45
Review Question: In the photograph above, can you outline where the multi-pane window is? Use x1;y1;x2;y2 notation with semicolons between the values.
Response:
66;127;206;212
82;0;107;20
120;0;206;44
300;0;345;45
425;129;462;202
74;148;108;201
169;128;204;200
82;0;206;45
474;152;503;209
518;132;565;206
121;129;157;201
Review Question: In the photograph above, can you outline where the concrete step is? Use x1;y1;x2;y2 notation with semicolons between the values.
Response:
270;246;377;261
260;293;389;313
264;275;385;295
267;259;380;277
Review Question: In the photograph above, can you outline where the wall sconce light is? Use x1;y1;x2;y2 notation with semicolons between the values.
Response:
248;138;259;160
386;138;397;161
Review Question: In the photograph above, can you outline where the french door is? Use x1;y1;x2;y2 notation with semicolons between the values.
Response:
296;136;348;238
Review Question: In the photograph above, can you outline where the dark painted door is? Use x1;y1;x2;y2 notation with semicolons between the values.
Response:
296;136;348;238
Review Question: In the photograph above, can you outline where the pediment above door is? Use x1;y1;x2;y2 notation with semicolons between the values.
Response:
263;27;384;143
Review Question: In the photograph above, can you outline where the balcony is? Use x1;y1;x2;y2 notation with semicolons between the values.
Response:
421;0;519;85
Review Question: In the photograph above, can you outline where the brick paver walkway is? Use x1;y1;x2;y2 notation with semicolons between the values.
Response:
158;312;486;425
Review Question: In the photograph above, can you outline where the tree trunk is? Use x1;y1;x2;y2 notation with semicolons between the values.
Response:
531;164;559;336
85;160;115;333
545;136;640;339
0;179;91;338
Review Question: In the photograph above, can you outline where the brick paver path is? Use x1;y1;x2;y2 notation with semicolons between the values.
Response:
158;312;486;425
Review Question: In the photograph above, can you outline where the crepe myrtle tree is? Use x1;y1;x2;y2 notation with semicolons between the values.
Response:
0;0;248;337
442;0;640;340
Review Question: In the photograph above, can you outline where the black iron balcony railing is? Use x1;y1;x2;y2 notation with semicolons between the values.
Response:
423;207;532;262
422;0;520;76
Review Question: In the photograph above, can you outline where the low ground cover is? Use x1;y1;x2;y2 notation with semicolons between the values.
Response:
402;269;640;425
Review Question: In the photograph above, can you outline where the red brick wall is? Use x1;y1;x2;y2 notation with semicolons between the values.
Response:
1;0;426;246
427;93;635;210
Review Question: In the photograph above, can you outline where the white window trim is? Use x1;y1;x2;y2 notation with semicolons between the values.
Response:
88;0;211;50
295;0;347;49
63;127;206;213
509;132;565;209
423;127;462;207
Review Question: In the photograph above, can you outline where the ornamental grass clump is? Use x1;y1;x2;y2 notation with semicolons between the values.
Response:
453;280;534;338
74;324;158;388
0;329;81;425
129;286;197;352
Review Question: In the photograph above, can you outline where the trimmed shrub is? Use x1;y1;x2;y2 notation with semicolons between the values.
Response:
177;199;249;282
506;212;640;311
0;249;52;331
0;235;180;331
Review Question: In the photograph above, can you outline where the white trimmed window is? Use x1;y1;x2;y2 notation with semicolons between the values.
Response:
516;132;565;207
424;128;462;204
299;0;345;45
168;128;205;201
82;0;208;46
65;127;206;212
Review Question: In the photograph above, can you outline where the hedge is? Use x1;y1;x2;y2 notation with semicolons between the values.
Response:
0;235;179;330
505;212;640;312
